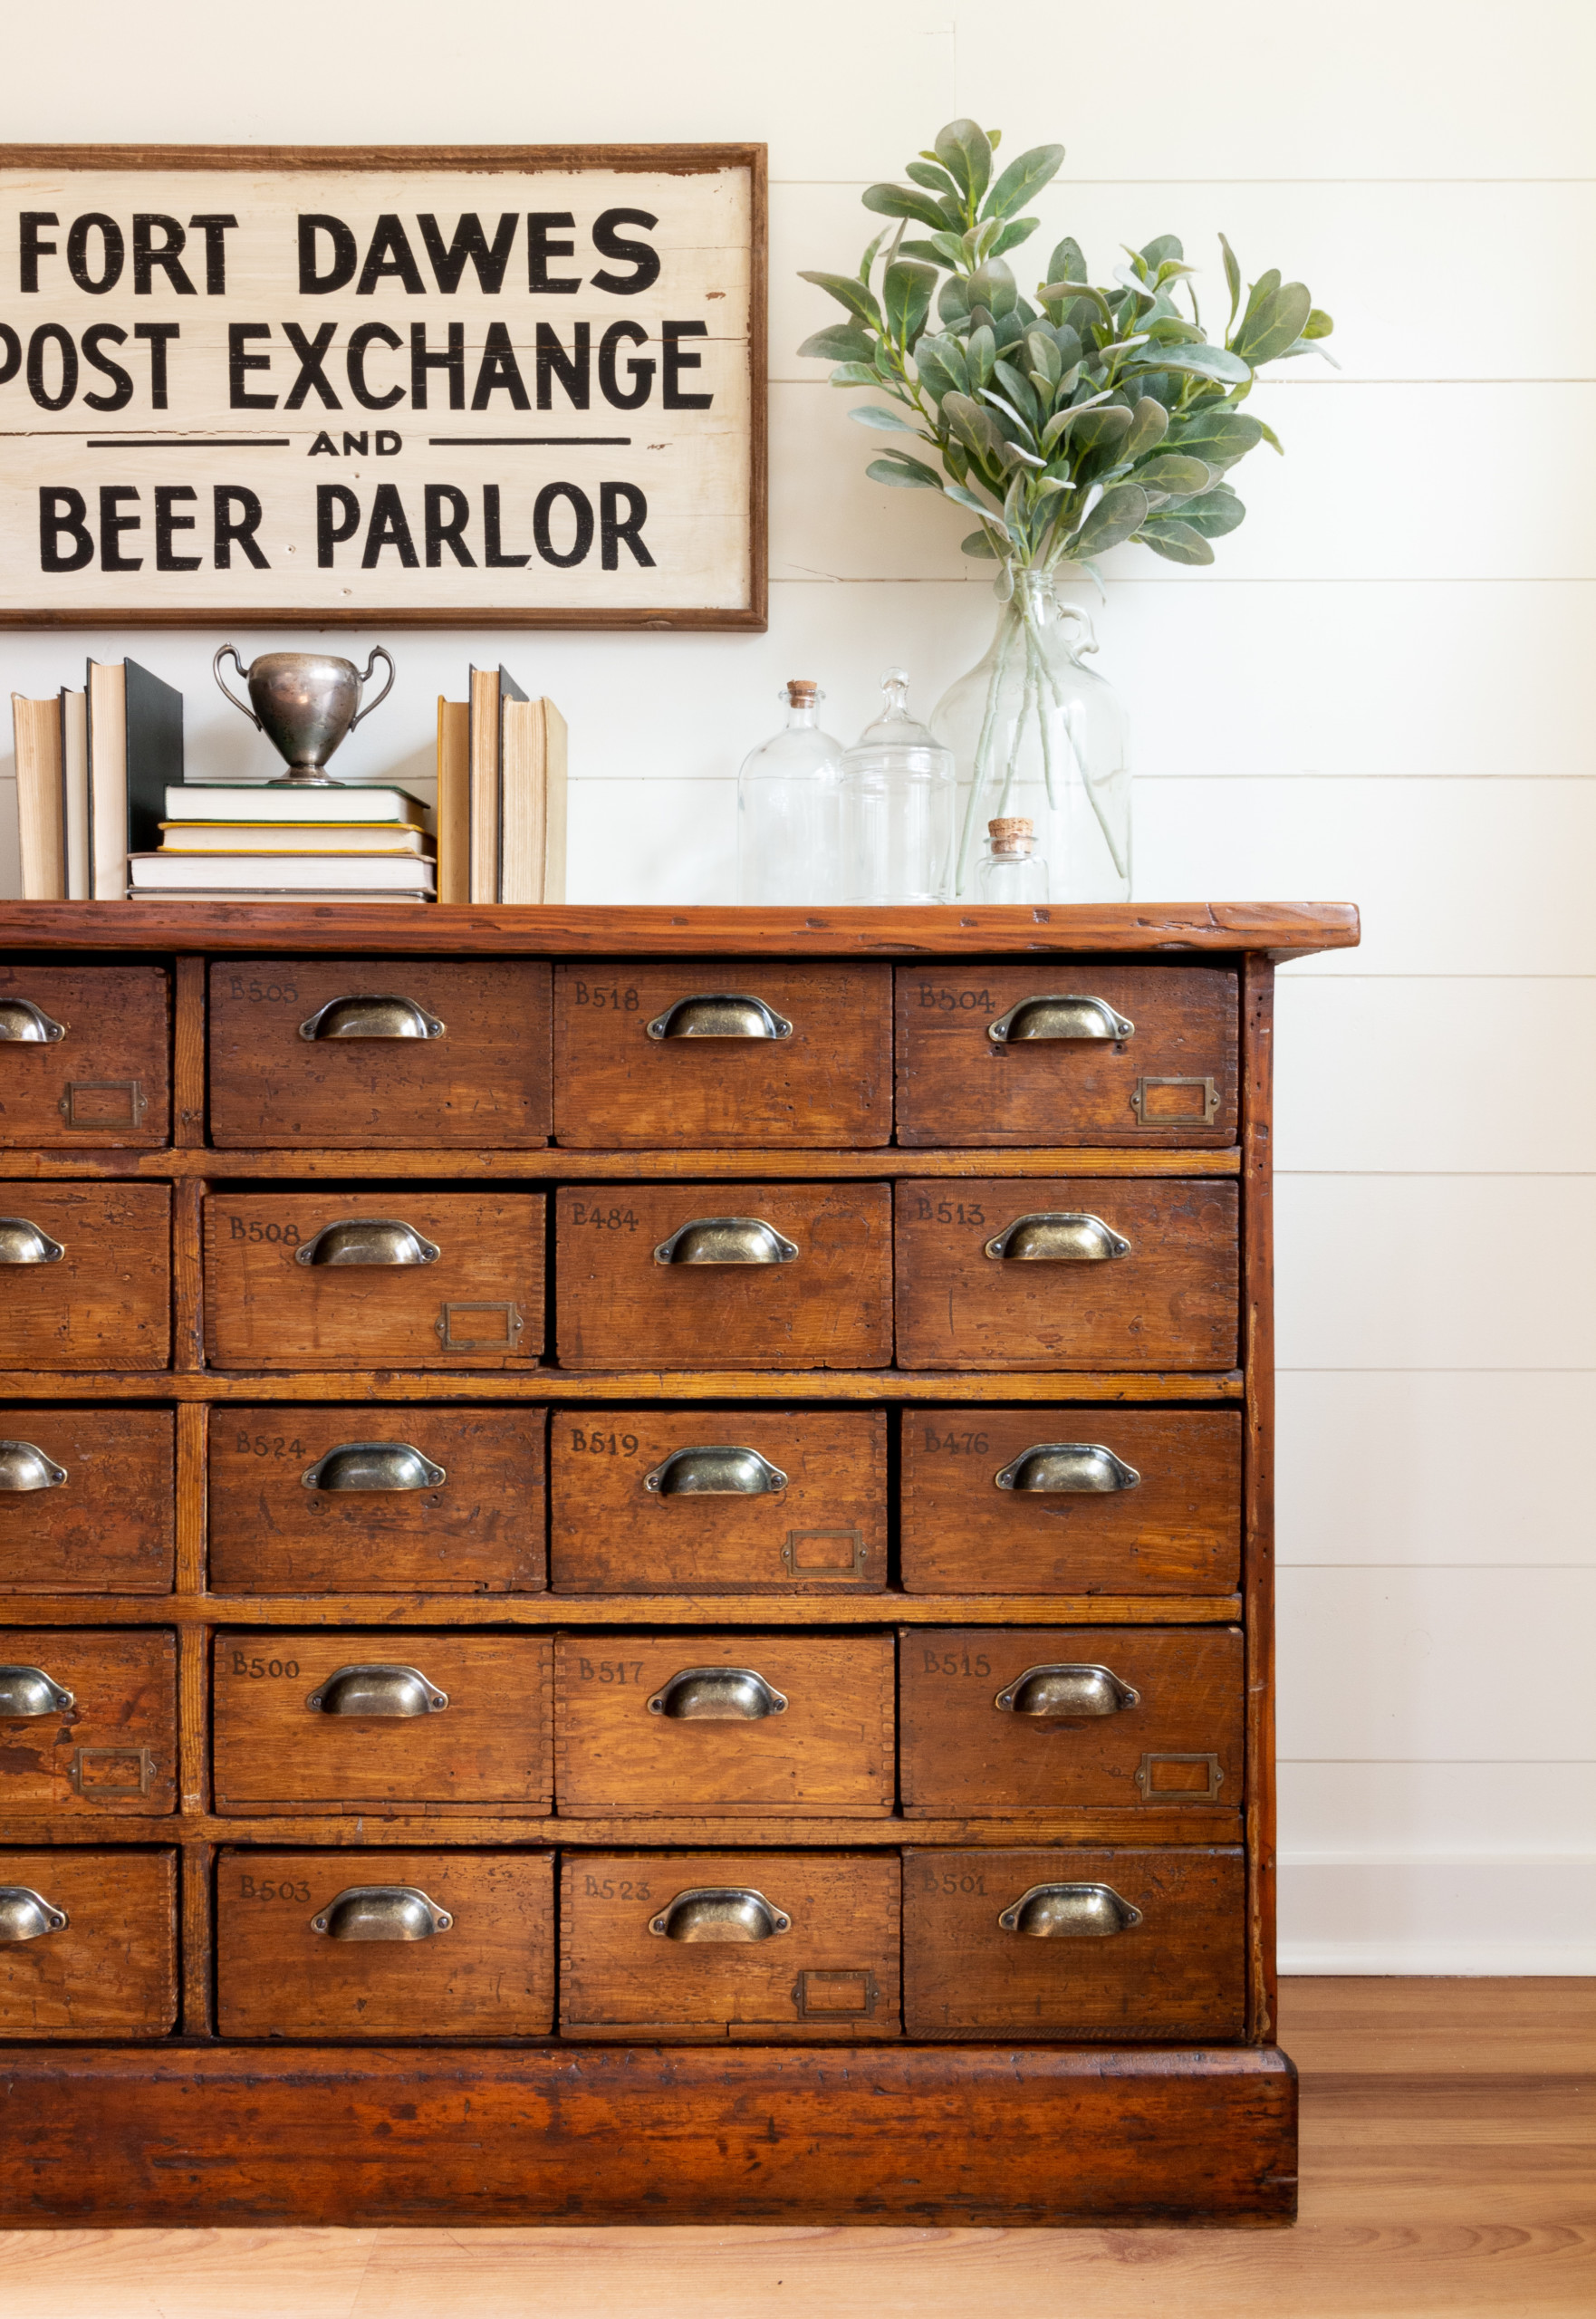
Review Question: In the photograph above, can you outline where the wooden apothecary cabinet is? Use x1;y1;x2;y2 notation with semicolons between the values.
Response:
0;897;1356;2229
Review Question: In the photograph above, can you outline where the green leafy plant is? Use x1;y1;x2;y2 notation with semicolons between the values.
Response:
799;118;1334;579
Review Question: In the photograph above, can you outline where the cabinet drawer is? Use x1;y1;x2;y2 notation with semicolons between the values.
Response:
895;1179;1238;1371
0;1848;177;2036
0;1184;169;1371
205;1191;544;1370
903;1845;1245;2038
553;1632;895;1816
550;1409;887;1594
212;1631;553;1814
896;964;1237;1147
553;963;891;1148
0;1630;176;1815
899;1628;1244;1816
900;1410;1241;1596
208;1408;545;1594
556;1183;891;1372
560;1850;900;2040
0;1409;174;1593
208;960;552;1149
216;1848;554;2037
0;965;170;1146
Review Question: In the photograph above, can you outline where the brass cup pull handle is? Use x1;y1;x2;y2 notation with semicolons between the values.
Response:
299;995;447;1042
644;1445;789;1496
653;1217;799;1266
304;1663;448;1717
646;993;793;1042
0;1886;69;1943
994;1663;1142;1718
0;1440;68;1493
311;1885;452;1940
995;1443;1141;1495
0;1663;75;1717
301;1442;447;1493
984;1212;1130;1263
988;994;1134;1044
998;1881;1143;1938
649;1887;792;1941
0;999;67;1044
647;1666;789;1719
295;1218;441;1267
0;1217;64;1265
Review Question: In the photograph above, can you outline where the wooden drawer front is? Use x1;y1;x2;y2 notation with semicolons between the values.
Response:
205;1191;544;1370
899;1410;1241;1596
895;964;1237;1147
899;1628;1245;1816
551;1410;887;1595
895;1179;1238;1371
556;1183;891;1372
0;1184;169;1371
0;1409;174;1593
208;960;552;1149
0;1630;176;1815
560;1851;901;2040
208;1408;546;1594
903;1845;1245;2039
213;1632;553;1814
0;1848;177;2036
553;964;891;1148
553;1633;895;1816
0;965;169;1147
216;1848;554;2037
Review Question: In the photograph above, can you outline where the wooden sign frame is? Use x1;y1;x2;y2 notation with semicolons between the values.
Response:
0;144;767;630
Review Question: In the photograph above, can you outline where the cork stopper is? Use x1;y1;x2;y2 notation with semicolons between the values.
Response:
988;816;1035;855
784;678;819;700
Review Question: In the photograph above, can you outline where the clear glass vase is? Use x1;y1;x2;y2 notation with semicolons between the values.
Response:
736;679;847;905
838;669;956;904
930;567;1131;903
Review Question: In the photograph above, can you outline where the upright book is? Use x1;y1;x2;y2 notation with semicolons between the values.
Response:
447;667;567;904
86;658;184;899
9;692;66;899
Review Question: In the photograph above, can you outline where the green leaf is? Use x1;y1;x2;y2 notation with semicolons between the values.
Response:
898;238;948;266
866;453;941;488
1218;234;1242;331
883;259;938;345
943;481;1009;537
1136;518;1214;565
934;118;993;210
1256;417;1284;454
849;403;922;432
907;159;960;199
1071;481;1149;558
967;259;1018;318
1234;280;1312;364
1125;341;1252;385
942;390;1006;463
862;183;953;233
858;228;889;285
937;274;972;329
798;270;883;330
1121;396;1168;460
1140;233;1183;271
991;359;1043;430
1145;315;1204;344
1164;408;1262;468
1040;388;1118;450
991;216;1041;258
1175;484;1246;538
1047;236;1089;284
1132;452;1212;499
981;141;1065;222
828;360;882;386
1069;406;1137;465
914;335;968;400
960;528;1000;558
1303;308;1334;339
965;324;996;388
797;322;875;362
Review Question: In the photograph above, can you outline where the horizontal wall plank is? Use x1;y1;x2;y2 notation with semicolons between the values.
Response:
1280;1760;1596;1857
1278;1857;1596;1973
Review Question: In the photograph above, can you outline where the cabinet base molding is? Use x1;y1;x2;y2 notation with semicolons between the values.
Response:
0;2043;1296;2227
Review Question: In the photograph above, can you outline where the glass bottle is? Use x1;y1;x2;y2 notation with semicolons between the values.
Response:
736;679;846;905
838;669;956;904
975;815;1049;905
930;567;1131;904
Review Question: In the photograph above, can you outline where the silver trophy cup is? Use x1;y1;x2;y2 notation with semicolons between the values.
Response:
213;647;396;785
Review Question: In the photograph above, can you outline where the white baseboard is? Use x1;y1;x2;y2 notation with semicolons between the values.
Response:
1278;1856;1596;1974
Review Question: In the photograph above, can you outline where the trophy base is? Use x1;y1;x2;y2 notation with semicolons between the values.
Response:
266;771;349;787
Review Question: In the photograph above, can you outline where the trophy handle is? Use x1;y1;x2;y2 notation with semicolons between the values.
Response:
213;646;262;731
350;646;396;730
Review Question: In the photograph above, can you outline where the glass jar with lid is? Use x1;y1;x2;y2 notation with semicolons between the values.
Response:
838;669;956;904
736;679;847;905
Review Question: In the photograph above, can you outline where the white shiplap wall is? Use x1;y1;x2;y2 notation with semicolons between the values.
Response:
1;0;1591;1971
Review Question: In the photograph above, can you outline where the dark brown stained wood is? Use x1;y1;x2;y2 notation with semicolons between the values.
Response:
560;1849;900;2041
208;1407;546;1594
9;1142;1244;1182
215;1847;554;2038
0;1408;174;1593
553;963;892;1148
0;1628;175;1815
205;1190;545;1370
895;1178;1239;1371
0;1183;169;1371
208;960;553;1149
904;1843;1246;2039
179;1837;214;2035
550;1408;887;1594
0;2042;1298;2224
553;1631;895;1816
172;956;207;1147
1243;953;1278;2044
899;1407;1242;1595
212;1631;553;1814
0;1847;177;2036
0;965;170;1147
895;962;1239;1147
171;1175;205;1372
898;1626;1245;1815
555;1182;892;1372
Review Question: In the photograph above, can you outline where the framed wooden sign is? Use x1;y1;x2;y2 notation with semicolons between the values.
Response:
0;144;765;629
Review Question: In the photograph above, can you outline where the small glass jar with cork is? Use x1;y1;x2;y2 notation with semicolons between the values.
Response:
975;814;1048;905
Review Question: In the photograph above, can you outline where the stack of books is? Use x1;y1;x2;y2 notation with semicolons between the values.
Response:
130;784;436;901
436;666;567;903
11;658;182;899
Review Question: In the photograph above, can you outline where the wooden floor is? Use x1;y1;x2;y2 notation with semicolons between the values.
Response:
3;1980;1591;2316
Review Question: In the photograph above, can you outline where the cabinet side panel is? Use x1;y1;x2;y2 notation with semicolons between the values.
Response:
1242;956;1276;2043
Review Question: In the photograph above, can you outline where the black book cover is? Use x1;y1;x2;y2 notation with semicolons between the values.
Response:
123;658;184;855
